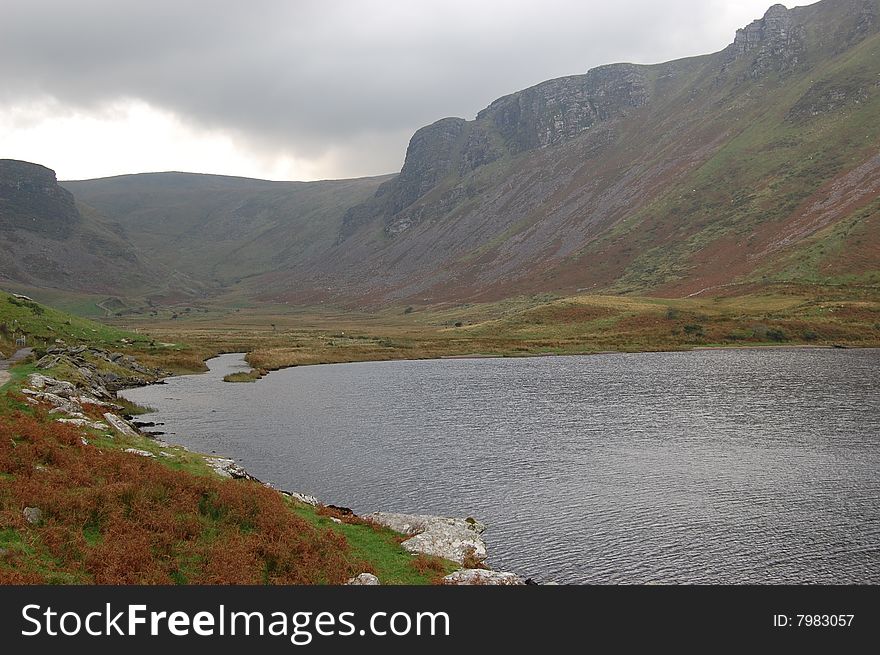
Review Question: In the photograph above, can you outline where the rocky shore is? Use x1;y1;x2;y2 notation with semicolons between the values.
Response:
15;348;528;585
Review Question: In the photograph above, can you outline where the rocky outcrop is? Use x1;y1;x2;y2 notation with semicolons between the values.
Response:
787;80;872;121
723;4;805;78
339;117;469;239
479;64;649;153
34;345;165;394
0;160;80;239
283;491;319;506
205;456;260;481
339;63;649;240
368;512;488;565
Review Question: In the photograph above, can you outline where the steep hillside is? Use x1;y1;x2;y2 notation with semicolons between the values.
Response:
268;0;880;304
63;172;391;288
0;160;180;299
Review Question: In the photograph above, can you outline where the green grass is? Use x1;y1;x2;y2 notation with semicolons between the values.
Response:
0;290;146;353
290;504;457;585
222;369;265;383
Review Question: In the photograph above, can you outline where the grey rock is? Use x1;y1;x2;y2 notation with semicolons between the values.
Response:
346;573;380;585
23;507;42;525
21;388;83;415
368;512;487;565
103;412;140;439
286;492;319;506
205;456;259;481
27;373;77;398
442;569;525;586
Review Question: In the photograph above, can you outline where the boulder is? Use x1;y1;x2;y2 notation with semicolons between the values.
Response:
346;573;380;585
23;507;42;525
368;512;488;565
103;412;140;439
26;374;78;398
442;570;525;586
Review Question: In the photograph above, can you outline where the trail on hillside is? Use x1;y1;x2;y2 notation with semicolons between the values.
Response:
0;347;32;386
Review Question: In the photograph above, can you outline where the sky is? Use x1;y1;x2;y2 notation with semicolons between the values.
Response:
0;0;817;182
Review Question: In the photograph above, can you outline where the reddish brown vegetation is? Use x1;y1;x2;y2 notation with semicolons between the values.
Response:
410;554;448;584
0;412;365;584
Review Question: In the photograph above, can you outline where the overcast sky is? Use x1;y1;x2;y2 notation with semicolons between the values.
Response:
0;0;816;181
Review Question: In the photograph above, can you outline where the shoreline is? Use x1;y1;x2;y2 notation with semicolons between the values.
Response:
121;355;531;585
132;343;873;582
228;341;870;381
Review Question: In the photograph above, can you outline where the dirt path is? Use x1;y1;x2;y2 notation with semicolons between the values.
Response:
0;347;33;387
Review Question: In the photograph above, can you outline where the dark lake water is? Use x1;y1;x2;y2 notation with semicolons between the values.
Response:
121;348;880;584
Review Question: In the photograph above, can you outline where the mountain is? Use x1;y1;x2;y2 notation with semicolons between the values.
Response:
0;159;167;297
8;0;880;310
269;0;880;304
62;172;391;290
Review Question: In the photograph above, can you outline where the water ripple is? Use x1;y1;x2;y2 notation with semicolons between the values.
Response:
122;348;880;584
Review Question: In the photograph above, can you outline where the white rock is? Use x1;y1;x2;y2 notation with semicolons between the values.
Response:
442;570;525;586
346;573;380;585
103;413;139;439
368;512;488;565
124;448;155;458
287;492;319;506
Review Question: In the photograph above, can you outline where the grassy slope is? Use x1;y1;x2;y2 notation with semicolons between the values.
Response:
63;172;392;287
595;29;880;295
0;293;454;585
0;289;143;355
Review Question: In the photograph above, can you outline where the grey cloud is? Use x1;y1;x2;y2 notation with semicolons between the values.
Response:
0;0;811;178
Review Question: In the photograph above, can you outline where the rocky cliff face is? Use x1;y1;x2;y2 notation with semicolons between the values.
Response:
716;4;803;80
0;160;80;239
478;63;649;153
299;0;880;304
341;62;651;239
0;160;167;295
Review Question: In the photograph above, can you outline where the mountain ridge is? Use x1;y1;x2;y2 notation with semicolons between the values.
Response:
3;0;879;311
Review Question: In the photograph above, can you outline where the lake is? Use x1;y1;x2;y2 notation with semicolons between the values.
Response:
121;348;880;584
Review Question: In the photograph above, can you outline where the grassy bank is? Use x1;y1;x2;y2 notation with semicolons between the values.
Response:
110;284;880;376
0;293;457;585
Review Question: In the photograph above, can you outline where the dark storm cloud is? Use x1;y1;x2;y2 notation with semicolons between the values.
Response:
0;0;805;177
